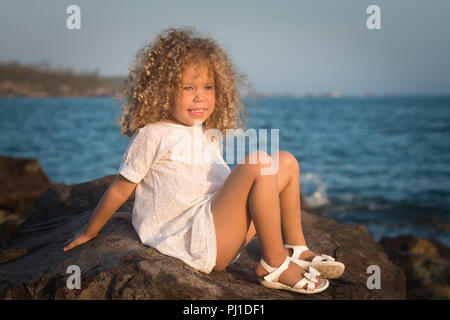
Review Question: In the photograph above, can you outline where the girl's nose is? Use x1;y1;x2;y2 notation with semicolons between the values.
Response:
193;94;204;102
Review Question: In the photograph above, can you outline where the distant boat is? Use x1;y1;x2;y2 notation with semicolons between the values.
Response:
328;91;341;98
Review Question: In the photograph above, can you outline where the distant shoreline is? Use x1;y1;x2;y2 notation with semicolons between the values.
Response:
0;61;125;98
1;62;448;98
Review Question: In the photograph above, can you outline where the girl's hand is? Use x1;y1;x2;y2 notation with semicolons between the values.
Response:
63;230;97;252
62;175;136;253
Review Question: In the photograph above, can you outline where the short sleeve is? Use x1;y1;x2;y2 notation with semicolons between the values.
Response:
118;127;158;183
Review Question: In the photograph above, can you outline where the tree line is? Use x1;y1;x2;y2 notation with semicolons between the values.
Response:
0;61;124;98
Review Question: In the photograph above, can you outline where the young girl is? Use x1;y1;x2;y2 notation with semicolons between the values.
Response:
63;27;344;295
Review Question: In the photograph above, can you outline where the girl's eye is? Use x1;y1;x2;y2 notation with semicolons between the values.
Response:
183;86;213;91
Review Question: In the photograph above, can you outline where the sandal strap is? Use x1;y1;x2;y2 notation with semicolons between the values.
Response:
306;265;321;278
294;278;314;291
259;258;277;273
285;244;336;263
260;256;291;282
293;266;320;291
283;244;309;260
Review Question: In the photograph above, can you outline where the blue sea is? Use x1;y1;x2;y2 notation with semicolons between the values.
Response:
1;96;449;246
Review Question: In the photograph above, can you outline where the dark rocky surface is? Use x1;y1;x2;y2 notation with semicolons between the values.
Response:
380;235;449;299
0;175;406;299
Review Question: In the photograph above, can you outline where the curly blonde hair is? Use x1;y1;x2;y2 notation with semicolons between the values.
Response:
116;26;251;137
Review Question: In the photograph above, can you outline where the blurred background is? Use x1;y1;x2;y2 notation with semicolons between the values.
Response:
0;0;449;249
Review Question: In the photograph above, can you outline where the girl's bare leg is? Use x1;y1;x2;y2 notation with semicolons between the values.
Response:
243;151;319;260
211;151;322;288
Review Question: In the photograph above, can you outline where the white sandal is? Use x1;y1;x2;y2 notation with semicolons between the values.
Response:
258;256;329;294
284;244;345;279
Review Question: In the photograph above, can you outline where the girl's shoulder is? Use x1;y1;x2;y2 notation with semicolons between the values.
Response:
130;122;164;144
134;121;186;141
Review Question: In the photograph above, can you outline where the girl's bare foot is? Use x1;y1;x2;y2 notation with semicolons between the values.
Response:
254;249;323;289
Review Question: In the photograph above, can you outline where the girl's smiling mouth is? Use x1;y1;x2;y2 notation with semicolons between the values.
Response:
188;108;207;116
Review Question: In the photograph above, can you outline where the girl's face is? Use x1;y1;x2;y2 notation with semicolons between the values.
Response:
169;62;215;126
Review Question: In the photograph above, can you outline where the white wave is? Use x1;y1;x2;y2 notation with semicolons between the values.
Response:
302;172;330;208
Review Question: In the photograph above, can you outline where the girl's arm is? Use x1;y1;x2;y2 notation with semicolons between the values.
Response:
63;174;137;252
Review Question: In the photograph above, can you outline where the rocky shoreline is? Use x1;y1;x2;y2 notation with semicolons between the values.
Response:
0;62;124;98
0;156;448;299
0;156;52;244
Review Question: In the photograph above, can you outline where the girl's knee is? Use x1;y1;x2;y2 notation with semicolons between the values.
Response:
278;150;299;173
240;150;270;165
239;151;276;175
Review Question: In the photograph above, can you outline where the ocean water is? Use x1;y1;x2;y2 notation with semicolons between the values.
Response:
0;96;449;245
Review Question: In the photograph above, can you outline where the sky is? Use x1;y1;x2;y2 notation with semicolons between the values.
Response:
1;0;449;96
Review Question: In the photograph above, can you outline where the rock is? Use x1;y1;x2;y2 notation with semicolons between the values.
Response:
0;156;51;209
414;217;450;232
0;210;26;245
380;235;450;300
0;175;406;299
0;156;51;246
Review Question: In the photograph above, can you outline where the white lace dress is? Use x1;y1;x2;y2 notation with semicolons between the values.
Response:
118;121;231;273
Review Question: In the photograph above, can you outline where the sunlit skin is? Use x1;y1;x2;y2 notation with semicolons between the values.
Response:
167;62;215;128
